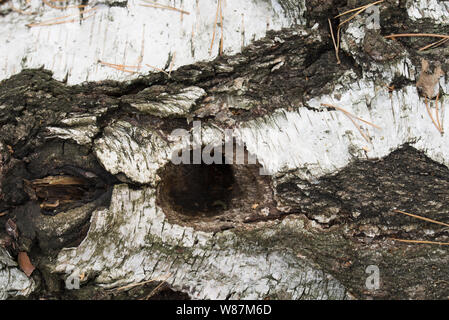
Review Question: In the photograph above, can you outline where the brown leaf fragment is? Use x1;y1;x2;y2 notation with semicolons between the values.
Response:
416;58;444;99
18;252;35;277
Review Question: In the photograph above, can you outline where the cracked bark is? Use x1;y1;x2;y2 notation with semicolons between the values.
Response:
1;0;449;300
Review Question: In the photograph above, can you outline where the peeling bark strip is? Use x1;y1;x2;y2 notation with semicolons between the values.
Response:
1;0;449;300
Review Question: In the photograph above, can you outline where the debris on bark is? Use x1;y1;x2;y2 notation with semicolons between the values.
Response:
0;0;449;300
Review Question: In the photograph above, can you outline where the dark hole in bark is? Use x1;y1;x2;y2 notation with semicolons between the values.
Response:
157;142;276;232
158;148;236;217
24;174;109;215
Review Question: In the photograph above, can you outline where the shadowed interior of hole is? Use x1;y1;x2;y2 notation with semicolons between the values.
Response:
160;149;236;217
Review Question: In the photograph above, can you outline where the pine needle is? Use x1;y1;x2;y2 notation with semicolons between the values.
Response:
321;103;381;129
145;64;170;76
219;0;224;56
386;33;449;52
108;279;157;292
393;209;449;228
99;61;138;74
328;18;341;64
144;281;166;299
27;7;97;27
140;1;190;15
108;273;172;293
31;13;96;26
321;103;381;144
328;0;384;65
346;114;372;143
338;7;366;28
419;38;449;51
9;3;34;15
385;33;449;40
210;0;221;55
334;0;384;19
337;0;384;28
99;61;139;69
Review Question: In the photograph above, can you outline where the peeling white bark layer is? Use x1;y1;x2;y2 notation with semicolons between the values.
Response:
238;70;449;178
0;248;36;299
236;16;449;178
94;121;173;184
56;184;347;299
407;0;449;24
0;0;305;85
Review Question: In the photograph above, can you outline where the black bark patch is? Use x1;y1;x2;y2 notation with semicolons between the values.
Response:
275;146;449;233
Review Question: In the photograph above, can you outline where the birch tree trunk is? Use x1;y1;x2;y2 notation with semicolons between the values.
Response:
1;0;449;300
